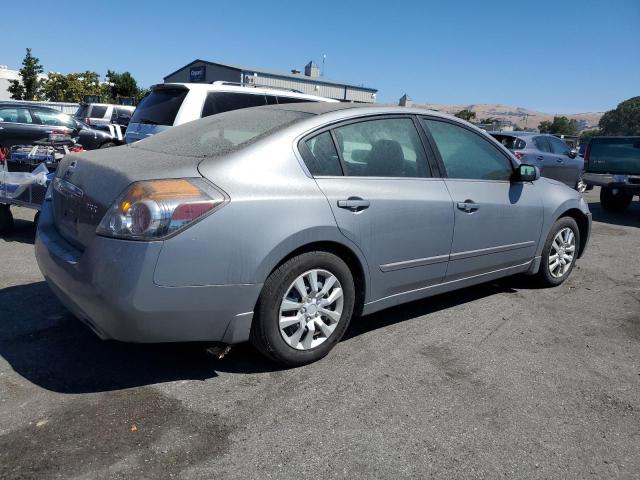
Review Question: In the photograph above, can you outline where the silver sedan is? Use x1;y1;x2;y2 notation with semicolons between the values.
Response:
35;103;591;366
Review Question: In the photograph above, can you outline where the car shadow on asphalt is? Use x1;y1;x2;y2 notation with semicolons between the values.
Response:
0;216;37;245
587;199;640;228
0;276;539;394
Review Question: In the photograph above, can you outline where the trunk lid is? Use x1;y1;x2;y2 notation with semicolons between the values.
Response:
53;146;202;249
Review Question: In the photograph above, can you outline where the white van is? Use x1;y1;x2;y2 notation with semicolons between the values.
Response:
125;82;337;144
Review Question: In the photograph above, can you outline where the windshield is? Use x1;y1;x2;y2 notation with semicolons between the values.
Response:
74;105;89;119
131;107;312;157
130;88;189;126
491;134;526;151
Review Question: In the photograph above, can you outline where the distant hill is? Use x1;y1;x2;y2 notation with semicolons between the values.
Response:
400;103;603;131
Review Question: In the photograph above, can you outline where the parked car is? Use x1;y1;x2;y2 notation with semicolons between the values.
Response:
583;136;640;211
36;104;591;366
74;103;135;129
124;81;337;143
490;132;584;190
0;103;118;150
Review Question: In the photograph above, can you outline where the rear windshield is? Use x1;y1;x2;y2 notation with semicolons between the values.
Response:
589;137;640;174
74;105;89;118
491;134;526;150
131;107;312;157
130;88;189;126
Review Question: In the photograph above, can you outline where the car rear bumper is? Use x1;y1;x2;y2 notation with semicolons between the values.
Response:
34;200;261;344
583;173;640;193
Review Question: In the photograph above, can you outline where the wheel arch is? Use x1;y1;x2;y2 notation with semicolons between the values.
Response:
259;238;370;317
557;208;589;258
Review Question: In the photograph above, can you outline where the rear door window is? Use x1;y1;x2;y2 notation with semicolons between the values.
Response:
202;92;267;117
333;117;430;178
32;109;76;128
130;88;189;126
89;105;108;118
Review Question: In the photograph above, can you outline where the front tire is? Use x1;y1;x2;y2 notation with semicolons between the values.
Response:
537;217;580;287
250;251;355;367
600;187;633;212
0;204;14;235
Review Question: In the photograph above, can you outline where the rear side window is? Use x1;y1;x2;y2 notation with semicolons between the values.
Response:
0;107;33;123
303;132;343;176
130;88;189;126
533;136;551;152
492;135;526;150
89;105;107;118
333;118;429;178
202;92;267;117
74;105;89;118
422;118;513;181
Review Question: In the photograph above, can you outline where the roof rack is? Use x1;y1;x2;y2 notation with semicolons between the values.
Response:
210;80;304;95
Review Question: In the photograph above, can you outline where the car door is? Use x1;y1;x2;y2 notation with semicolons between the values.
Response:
302;115;455;302
547;136;580;187
0;106;37;147
532;136;560;181
420;117;543;282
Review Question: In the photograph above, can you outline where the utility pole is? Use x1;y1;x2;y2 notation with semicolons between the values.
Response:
322;54;326;77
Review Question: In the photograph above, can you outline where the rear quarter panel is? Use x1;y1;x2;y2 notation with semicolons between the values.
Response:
153;137;372;298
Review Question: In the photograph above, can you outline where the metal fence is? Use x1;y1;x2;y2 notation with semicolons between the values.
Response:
1;99;79;115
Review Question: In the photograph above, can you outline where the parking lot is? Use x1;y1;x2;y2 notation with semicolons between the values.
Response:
0;188;638;479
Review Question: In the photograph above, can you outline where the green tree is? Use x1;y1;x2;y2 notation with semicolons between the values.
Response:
579;128;601;141
455;109;476;122
538;116;577;136
103;70;144;102
8;48;44;100
599;96;640;136
42;71;102;102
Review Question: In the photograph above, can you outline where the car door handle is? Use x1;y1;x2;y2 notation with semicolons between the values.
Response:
556;158;564;163
536;155;544;161
457;201;480;213
337;197;370;212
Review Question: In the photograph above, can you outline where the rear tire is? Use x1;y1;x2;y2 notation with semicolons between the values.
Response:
250;251;355;367
537;217;580;287
0;204;14;235
600;187;633;212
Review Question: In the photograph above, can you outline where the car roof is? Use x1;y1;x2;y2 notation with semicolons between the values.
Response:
0;102;65;113
259;102;462;120
488;131;538;137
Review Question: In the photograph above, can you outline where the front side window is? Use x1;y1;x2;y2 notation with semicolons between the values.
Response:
304;131;343;176
533;136;551;152
0;107;33;124
548;136;570;155
202;92;267;117
333;118;429;177
421;118;513;181
33;109;74;128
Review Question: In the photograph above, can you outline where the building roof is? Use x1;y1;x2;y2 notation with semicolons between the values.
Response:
164;59;377;92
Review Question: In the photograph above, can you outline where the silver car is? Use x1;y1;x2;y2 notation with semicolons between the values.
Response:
490;132;584;190
35;104;592;366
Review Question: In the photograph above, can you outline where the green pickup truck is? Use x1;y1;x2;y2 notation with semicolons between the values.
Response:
583;136;640;212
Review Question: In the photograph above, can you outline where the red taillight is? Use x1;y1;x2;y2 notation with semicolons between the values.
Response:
514;151;523;160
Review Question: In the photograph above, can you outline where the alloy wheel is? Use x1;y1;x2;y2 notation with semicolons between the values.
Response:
548;227;576;278
279;269;344;350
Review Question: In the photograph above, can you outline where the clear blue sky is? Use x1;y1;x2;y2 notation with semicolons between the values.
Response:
3;0;638;113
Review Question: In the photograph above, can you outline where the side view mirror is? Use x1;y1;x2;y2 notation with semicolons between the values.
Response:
513;164;540;182
568;148;578;159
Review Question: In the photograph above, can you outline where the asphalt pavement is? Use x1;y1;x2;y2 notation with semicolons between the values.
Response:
0;188;638;479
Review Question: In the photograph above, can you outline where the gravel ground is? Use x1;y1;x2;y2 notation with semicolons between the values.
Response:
0;188;638;480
